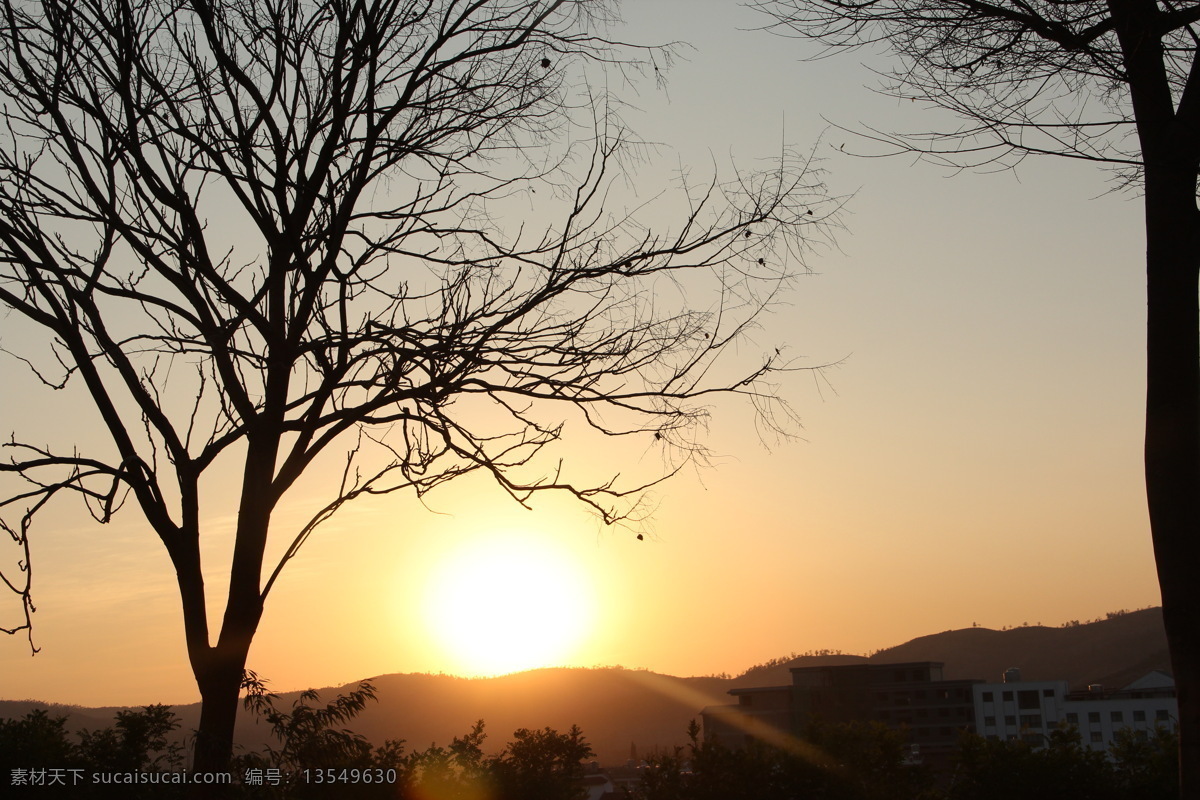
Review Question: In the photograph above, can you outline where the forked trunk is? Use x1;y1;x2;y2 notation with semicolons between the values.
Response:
193;650;248;775
172;506;269;784
183;437;276;777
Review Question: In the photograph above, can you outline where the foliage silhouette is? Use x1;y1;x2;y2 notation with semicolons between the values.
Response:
948;727;1117;800
239;671;383;769
1110;726;1181;800
947;725;1178;800
234;673;596;800
488;723;593;800
0;693;1183;800
630;718;1180;800
0;705;186;798
627;717;932;800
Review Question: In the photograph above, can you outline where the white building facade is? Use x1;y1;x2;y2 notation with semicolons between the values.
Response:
972;669;1176;750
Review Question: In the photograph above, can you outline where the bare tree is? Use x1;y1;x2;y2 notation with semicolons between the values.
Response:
752;0;1200;794
0;0;832;774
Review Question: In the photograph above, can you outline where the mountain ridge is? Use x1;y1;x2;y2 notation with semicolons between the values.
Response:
1;607;1169;766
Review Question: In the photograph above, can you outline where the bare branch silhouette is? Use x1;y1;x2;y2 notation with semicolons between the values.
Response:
0;0;836;771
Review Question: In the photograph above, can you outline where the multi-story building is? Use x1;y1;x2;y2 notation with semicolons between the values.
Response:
702;661;979;763
973;668;1177;750
972;669;1068;746
704;661;1178;764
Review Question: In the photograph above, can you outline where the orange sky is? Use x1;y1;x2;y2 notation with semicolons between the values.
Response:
0;0;1161;707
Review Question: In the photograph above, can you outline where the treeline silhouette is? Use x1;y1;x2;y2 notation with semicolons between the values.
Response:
629;721;1178;800
739;649;859;679
1;672;1179;800
0;675;594;799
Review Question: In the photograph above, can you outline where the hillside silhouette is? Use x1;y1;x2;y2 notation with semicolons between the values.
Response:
735;608;1168;691
0;607;1169;766
872;607;1169;688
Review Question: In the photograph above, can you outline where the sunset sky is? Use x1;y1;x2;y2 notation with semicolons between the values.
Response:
0;0;1160;707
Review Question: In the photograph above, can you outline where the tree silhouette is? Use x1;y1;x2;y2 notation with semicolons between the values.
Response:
0;0;830;774
488;724;593;800
0;705;186;798
630;718;931;800
752;0;1200;794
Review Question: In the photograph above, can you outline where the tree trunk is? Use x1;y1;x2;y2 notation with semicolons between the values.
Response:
1108;4;1200;792
188;586;267;781
172;479;272;782
1142;169;1200;800
193;646;251;773
186;438;276;780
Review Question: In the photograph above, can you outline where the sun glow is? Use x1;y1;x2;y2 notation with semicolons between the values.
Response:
421;531;596;676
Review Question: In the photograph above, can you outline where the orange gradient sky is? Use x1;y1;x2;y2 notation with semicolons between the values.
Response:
0;0;1160;706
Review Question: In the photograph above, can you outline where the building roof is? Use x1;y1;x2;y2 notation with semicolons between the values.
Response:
1122;670;1174;691
729;685;793;696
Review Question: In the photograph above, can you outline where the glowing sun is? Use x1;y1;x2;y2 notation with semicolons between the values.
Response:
421;533;595;676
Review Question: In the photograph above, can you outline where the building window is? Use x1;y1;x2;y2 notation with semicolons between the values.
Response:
1020;714;1042;729
1088;712;1101;724
984;716;996;727
1004;715;1017;726
982;691;994;702
1002;691;1014;702
1018;690;1040;710
1111;711;1124;723
937;707;950;718
1157;709;1170;721
914;690;927;699
1043;688;1055;698
939;727;952;737
1090;731;1103;743
1134;710;1146;722
1066;713;1079;725
894;670;906;683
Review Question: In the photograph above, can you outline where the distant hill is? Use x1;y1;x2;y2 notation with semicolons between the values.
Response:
0;669;732;768
870;606;1169;690
333;668;731;765
731;607;1169;691
0;607;1170;767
